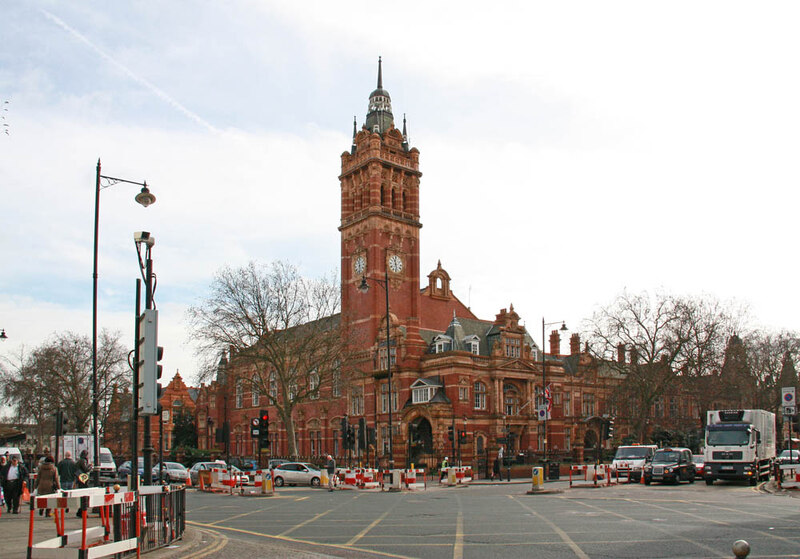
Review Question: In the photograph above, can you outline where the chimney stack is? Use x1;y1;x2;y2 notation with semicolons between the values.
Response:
617;343;625;363
549;330;561;356
570;333;581;355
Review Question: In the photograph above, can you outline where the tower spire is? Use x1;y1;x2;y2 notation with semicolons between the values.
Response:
366;57;394;134
402;113;409;151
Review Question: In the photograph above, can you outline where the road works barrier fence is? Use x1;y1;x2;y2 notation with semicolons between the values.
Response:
439;466;473;486
568;464;621;488
27;484;185;558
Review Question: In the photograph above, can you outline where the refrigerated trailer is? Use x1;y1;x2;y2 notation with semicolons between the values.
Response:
704;409;776;485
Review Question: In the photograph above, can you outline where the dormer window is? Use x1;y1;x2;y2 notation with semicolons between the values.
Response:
464;335;480;355
504;337;521;358
412;385;433;404
433;334;452;354
410;378;443;405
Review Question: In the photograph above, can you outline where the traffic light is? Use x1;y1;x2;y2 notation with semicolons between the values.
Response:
458;430;467;445
341;417;348;447
54;410;68;437
447;426;454;442
259;410;270;435
347;425;356;450
138;309;163;415
358;418;366;449
603;418;615;440
368;427;377;446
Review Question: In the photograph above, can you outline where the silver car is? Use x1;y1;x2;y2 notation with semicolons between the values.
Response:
272;462;321;487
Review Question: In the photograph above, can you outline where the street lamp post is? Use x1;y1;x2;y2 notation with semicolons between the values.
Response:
541;319;567;463
93;159;155;485
358;270;394;469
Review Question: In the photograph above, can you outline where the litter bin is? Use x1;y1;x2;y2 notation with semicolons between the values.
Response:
547;462;560;480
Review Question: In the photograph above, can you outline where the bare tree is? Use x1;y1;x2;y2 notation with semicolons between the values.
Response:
187;261;357;458
744;330;800;413
675;295;747;426
586;291;690;442
0;331;129;445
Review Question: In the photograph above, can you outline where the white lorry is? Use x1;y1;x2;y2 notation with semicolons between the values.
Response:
704;409;776;486
50;434;117;484
611;444;658;482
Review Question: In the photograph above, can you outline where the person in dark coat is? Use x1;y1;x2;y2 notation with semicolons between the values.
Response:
1;455;29;513
57;451;78;490
75;450;93;517
35;456;59;516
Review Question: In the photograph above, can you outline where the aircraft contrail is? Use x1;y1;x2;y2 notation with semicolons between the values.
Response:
40;9;220;134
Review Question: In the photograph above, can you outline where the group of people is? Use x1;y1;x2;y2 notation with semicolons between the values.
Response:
0;450;93;516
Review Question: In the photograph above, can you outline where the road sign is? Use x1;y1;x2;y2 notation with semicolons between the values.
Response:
784;406;796;417
782;387;796;407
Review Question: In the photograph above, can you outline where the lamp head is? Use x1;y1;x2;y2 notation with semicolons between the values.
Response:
560;322;568;331
134;183;156;208
133;231;155;247
0;329;6;341
358;276;369;293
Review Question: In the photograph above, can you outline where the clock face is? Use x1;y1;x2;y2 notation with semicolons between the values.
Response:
388;254;403;273
353;255;366;275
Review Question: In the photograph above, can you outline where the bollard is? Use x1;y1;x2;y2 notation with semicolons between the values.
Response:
732;539;750;558
530;467;544;492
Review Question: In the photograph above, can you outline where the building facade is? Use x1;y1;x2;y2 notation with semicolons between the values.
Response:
196;59;698;474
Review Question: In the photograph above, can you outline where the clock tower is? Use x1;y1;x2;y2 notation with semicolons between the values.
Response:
339;58;426;361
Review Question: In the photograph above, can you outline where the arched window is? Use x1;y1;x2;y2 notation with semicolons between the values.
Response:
474;382;487;410
504;383;520;415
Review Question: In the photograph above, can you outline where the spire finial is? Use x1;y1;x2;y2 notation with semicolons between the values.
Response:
352;116;357;139
377;56;383;89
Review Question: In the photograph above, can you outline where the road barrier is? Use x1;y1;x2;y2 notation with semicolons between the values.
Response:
238;470;273;496
568;464;620;488
404;468;426;490
27;484;185;558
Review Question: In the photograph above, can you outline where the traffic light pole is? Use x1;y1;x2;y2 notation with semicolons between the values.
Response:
131;279;141;491
142;250;154;485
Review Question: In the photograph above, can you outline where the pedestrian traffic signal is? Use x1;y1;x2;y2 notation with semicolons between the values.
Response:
358;418;366;449
341;417;348;447
448;426;454;442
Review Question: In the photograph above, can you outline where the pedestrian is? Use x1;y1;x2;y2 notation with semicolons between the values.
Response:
57;451;77;491
326;454;336;491
440;456;449;481
75;450;93;517
1;455;29;513
492;457;500;481
35;456;59;516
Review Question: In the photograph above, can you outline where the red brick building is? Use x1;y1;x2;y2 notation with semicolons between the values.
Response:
198;60;701;473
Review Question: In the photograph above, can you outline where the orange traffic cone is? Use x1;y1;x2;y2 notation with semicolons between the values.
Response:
640;471;645;484
198;475;205;491
186;475;192;487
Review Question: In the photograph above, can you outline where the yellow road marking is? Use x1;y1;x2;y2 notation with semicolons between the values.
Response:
295;496;310;501
346;508;392;546
187;520;411;558
511;496;590;559
279;509;331;537
453;509;464;559
181;527;228;559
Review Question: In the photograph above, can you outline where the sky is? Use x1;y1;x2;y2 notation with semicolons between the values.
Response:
2;1;800;388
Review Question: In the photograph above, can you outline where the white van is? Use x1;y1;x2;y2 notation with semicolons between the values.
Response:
611;444;657;482
97;448;116;483
0;447;24;464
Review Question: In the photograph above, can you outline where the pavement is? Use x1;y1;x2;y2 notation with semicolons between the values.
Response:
9;477;794;558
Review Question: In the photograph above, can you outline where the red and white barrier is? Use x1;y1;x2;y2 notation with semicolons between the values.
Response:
28;486;139;559
405;468;426;490
569;464;619;488
360;468;380;489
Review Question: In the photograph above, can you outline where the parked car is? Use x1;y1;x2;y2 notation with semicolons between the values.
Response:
152;462;190;483
692;455;706;478
268;458;290;470
644;448;696;485
777;449;800;465
117;458;144;479
272;462;321;487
